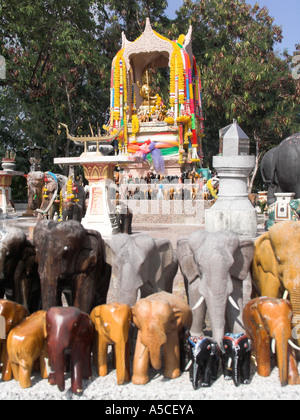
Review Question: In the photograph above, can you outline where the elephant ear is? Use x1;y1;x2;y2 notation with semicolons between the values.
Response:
132;234;160;286
252;232;279;294
177;238;199;284
188;230;213;273
230;239;254;281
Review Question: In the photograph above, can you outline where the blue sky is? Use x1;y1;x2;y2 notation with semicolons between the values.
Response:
166;0;299;54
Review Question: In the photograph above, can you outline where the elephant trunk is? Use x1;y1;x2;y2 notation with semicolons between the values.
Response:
288;289;300;347
274;332;289;387
192;358;199;390
115;340;130;385
206;292;227;346
141;324;166;371
232;356;240;387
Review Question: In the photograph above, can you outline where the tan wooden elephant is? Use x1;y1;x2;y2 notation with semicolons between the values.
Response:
252;221;300;346
7;311;48;388
243;297;300;386
132;291;192;385
90;303;132;385
0;299;29;381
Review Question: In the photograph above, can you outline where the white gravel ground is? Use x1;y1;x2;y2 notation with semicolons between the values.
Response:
1;355;300;401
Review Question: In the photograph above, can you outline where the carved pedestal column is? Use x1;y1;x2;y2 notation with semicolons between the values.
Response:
81;163;119;238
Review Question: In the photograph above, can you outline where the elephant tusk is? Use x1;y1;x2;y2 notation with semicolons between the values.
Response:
271;338;276;354
283;290;289;300
136;288;141;301
228;296;240;311
227;357;232;368
288;339;300;352
185;360;193;371
192;296;205;311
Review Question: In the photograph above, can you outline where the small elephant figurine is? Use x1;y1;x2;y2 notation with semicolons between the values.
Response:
220;333;251;387
90;303;132;385
46;307;94;395
186;336;219;389
0;299;29;381
7;311;48;388
243;297;300;387
132;291;192;385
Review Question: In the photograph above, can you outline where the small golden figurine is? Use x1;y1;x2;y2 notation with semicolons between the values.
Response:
137;69;157;107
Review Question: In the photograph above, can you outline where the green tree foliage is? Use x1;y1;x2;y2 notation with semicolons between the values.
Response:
0;0;299;191
171;0;300;166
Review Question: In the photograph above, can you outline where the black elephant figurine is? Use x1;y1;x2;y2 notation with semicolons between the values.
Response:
220;333;251;387
0;227;41;313
33;220;111;313
186;336;220;389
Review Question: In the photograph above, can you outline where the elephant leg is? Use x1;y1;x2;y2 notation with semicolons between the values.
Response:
115;341;131;385
287;346;300;385
19;363;32;389
83;343;92;381
97;339;108;377
40;347;49;380
163;330;181;380
132;331;150;385
10;362;19;381
1;344;12;381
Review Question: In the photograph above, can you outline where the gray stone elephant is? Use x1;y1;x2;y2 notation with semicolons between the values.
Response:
177;230;254;345
104;233;178;306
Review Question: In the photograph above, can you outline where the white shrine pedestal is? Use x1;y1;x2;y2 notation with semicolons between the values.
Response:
0;170;24;219
54;154;142;238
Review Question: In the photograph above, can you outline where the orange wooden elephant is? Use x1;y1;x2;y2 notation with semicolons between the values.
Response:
7;311;48;388
90;303;132;385
0;299;29;381
243;297;300;386
252;221;300;346
132;292;192;385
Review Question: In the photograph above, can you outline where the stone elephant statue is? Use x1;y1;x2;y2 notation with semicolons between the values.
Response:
105;233;178;306
132;291;192;385
252;220;300;347
36;172;68;220
7;310;48;388
36;172;86;222
0;227;41;313
177;230;254;345
46;307;94;395
24;171;44;216
90;303;131;385
33;220;111;313
260;133;300;205
243;297;300;386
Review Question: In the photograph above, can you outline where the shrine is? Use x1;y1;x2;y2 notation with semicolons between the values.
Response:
55;19;204;236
